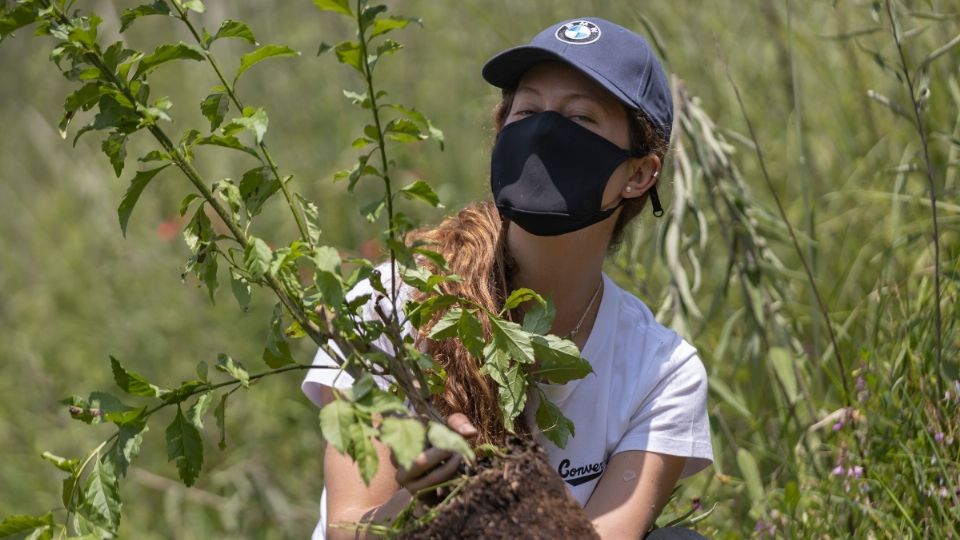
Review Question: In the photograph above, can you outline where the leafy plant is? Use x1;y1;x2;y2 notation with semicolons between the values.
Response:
0;0;591;537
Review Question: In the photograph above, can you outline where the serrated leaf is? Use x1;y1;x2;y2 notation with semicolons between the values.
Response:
234;44;299;83
200;92;229;131
296;193;322;243
187;392;213;429
333;40;363;73
210;19;257;47
458;309;486;358
398;180;441;207
531;334;592;384
101;132;127;177
263;305;294;368
239;165;279;216
223;107;269;145
166;406;204;486
379;417;425;470
244;237;272;280
488;317;535;364
133;42;204;80
522;298;555;335
349;422;379;485
426;421;475;462
109;422;147;478
118;164;170;237
502;288;542;312
0;514;53;537
313;0;352;16
196;134;260;159
119;1;170;33
370;15;420;38
229;270;251;311
215;354;249;388
319;399;355;454
82;459;121;531
110;356;166;397
535;390;575;448
428;308;462;340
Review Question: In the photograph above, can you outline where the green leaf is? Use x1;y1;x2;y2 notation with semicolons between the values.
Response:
485;356;527;430
0;6;42;41
522;298;555;335
426;421;475;462
110;356;166;398
200;92;229;131
234;44;299;83
82;459;121;531
313;0;353;16
384;118;425;143
187;392;213;429
349;422;379;484
769;347;799;403
166;406;204;486
398;180;441;207
41;451;80;473
109;421;147;478
133;42;204;80
209;19;257;47
370;15;421;38
502;288;542;312
239;165;279;216
120;1;171;32
229;270;251;311
736;448;764;509
488;317;535;364
244;237;272;280
379;417;425;471
215;354;249;388
428;308;462;340
196;134;260;159
101;132;127;177
333;40;363;73
458;309;486;358
263;305;295;368
319;399;355;454
118;164;170;237
0;514;53;537
223;107;269;145
535;390;575;448
531;334;593;384
214;393;228;450
296;193;323;243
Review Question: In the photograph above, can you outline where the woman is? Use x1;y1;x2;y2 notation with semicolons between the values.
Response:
302;17;713;539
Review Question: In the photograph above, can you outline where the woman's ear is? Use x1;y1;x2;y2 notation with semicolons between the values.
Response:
622;154;662;199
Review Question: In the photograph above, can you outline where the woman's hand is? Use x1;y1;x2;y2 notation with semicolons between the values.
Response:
393;413;477;495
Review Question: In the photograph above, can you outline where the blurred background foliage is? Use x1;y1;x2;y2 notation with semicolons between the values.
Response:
0;0;957;538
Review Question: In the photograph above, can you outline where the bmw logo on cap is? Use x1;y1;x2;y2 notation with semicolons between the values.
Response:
555;20;601;45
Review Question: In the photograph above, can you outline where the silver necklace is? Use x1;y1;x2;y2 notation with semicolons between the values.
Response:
568;280;603;338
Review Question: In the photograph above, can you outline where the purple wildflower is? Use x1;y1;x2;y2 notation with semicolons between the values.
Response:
935;432;945;444
832;465;844;476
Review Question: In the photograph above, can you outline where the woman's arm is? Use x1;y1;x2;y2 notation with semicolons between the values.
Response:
584;451;686;539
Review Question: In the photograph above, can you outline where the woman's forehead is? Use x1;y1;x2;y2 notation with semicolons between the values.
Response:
515;62;621;109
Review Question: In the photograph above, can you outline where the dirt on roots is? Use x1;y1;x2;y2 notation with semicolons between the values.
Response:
398;438;598;539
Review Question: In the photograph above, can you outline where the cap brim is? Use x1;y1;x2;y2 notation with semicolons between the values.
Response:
482;45;638;114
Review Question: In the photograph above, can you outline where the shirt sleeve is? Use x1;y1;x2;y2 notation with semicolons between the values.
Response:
612;338;714;478
301;265;407;408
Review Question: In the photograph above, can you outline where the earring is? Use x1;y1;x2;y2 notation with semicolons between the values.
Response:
625;186;633;193
653;170;660;178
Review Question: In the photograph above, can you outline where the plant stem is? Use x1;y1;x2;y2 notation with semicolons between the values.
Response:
884;0;943;397
356;0;399;312
170;4;314;249
721;55;853;409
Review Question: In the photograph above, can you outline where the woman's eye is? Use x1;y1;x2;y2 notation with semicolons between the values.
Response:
570;114;594;123
515;109;536;117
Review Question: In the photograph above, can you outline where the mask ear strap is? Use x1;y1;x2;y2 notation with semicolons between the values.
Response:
649;186;664;217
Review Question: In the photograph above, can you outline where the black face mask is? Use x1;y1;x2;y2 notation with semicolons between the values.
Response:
490;111;634;236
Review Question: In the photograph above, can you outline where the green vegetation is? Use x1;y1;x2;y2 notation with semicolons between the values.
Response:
0;0;957;538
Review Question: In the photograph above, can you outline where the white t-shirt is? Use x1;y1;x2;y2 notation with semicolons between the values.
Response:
301;269;713;538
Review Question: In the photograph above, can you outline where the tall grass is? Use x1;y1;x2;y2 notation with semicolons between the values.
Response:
0;0;956;537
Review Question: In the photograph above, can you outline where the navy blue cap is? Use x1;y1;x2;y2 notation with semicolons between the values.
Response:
482;17;673;141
